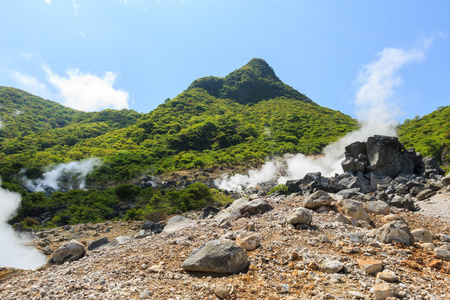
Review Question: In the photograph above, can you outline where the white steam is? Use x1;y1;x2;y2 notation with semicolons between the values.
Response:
24;158;102;192
0;185;47;269
215;44;428;191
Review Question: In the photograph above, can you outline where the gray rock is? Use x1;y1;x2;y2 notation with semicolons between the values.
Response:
423;156;445;177
366;135;413;178
214;198;272;223
335;213;351;225
87;237;110;251
319;259;344;273
112;236;132;245
142;220;164;233
342;199;370;221
236;234;260;251
411;229;433;243
416;189;436;201
442;173;450;186
239;198;273;215
434;245;450;261
50;240;85;264
364;200;390;215
376;221;415;246
389;195;416;211
285;207;312;225
304;190;333;209
163;215;196;233
182;240;249;274
202;206;220;219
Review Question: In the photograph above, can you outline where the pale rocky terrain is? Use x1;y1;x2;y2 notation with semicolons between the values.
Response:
1;184;450;300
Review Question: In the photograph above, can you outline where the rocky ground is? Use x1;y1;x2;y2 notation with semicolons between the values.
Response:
1;183;450;300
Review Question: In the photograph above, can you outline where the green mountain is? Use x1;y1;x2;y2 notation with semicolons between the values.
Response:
0;59;358;185
398;106;450;170
187;58;312;105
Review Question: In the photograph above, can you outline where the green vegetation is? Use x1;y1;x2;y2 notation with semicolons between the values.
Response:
398;106;450;172
7;182;223;227
268;184;288;195
1;58;359;227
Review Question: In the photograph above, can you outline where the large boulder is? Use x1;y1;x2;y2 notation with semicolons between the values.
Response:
340;135;427;178
376;220;415;246
366;136;414;178
422;156;445;177
304;190;333;210
182;240;249;274
50;240;86;264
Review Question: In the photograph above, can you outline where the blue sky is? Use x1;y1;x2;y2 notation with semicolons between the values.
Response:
0;0;449;122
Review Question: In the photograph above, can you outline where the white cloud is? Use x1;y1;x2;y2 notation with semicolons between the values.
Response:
77;30;87;37
12;71;54;100
21;52;34;60
44;66;130;112
45;0;51;4
72;0;80;16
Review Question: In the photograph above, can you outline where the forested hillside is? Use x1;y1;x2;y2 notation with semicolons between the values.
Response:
0;59;358;184
398;106;450;171
0;58;359;227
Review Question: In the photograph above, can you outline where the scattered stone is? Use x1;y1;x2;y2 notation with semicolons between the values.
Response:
285;207;312;225
276;284;290;294
435;245;450;261
236;234;260;251
319;259;344;273
87;237;110;251
416;189;436;201
214;285;230;299
373;283;396;300
182;240;249;274
364;200;390;215
357;259;383;275
411;228;433;243
112;236;132;245
428;259;443;269
163;215;196;233
202;206;220;219
304;190;333;210
141;220;164;233
376;220;415;246
376;269;397;282
50;240;86;264
342;199;370;221
335;213;351;225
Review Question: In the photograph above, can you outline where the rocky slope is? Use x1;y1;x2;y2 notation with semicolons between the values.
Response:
1;135;450;300
1;176;450;300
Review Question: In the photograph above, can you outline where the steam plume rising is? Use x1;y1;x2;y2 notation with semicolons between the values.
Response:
215;44;428;191
24;158;102;192
0;182;47;269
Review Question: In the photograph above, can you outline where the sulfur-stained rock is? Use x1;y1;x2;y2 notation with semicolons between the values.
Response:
357;259;383;275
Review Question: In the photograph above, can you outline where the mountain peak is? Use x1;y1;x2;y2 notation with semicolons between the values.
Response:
187;58;312;105
242;58;278;80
